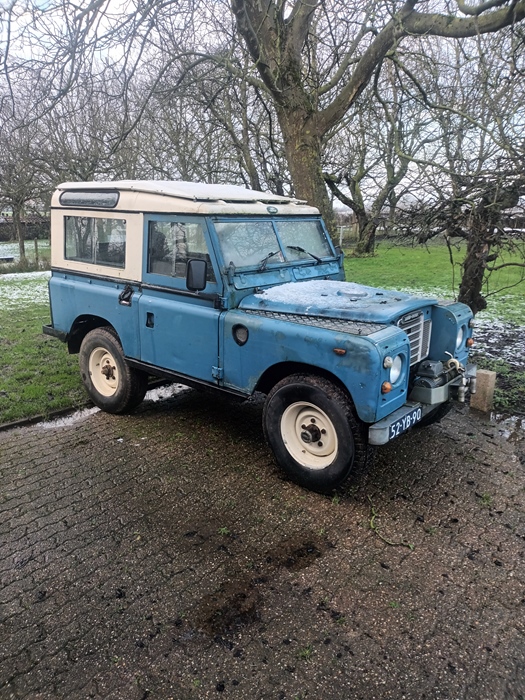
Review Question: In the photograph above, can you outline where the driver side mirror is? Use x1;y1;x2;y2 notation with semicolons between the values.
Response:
186;258;208;292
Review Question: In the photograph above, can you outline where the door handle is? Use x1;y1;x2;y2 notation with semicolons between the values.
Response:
118;285;134;306
146;312;155;328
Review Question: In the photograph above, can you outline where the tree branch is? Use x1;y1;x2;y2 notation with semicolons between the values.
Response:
456;0;512;17
404;1;525;38
286;0;319;60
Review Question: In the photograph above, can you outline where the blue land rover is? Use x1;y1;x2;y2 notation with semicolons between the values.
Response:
44;181;476;492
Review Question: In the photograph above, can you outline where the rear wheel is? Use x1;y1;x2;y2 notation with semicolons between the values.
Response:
263;374;367;493
79;327;148;413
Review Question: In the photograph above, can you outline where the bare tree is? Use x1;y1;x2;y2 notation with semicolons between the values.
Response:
4;0;524;230
230;0;525;232
390;31;525;313
0;102;49;263
323;62;432;254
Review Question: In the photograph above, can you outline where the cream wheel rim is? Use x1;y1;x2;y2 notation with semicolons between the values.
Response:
89;347;119;397
280;401;338;469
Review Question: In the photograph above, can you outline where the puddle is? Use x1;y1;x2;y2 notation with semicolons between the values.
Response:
197;575;262;636
492;414;525;442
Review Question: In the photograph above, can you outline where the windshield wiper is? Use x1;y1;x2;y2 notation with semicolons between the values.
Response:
287;245;323;264
258;250;280;270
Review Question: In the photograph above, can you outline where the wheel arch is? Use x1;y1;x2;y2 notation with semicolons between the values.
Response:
67;315;116;354
255;361;354;405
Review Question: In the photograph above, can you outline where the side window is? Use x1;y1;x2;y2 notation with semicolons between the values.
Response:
65;216;126;268
147;221;216;283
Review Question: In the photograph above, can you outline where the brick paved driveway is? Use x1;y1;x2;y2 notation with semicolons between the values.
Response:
1;390;524;700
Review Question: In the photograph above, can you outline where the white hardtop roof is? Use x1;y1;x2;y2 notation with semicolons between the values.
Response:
56;180;306;205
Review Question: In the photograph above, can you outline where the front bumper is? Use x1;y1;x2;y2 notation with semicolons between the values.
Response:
368;363;477;446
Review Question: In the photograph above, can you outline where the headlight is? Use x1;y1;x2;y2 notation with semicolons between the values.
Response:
390;354;403;383
384;354;403;383
456;326;465;349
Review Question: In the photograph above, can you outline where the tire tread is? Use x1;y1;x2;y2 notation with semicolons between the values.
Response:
79;327;148;413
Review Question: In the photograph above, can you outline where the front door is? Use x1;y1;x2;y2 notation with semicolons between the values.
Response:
138;216;222;383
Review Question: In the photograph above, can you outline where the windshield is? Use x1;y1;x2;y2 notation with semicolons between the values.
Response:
214;218;333;268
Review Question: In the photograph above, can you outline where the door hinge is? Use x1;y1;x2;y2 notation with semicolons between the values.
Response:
212;366;224;380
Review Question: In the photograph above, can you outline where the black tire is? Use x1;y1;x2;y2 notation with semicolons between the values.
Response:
262;374;367;493
417;401;453;427
79;327;148;413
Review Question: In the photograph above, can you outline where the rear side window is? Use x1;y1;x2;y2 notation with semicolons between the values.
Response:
65;216;126;268
147;221;216;282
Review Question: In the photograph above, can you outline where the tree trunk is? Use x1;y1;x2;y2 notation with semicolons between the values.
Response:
276;108;336;237
355;220;377;255
13;206;27;265
458;225;489;315
458;183;522;314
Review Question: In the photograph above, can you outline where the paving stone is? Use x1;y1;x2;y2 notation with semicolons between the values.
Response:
0;392;524;699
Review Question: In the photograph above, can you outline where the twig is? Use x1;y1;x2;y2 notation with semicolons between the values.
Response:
368;497;414;550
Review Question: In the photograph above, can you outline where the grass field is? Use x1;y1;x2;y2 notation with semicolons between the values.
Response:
344;242;525;324
0;274;86;424
0;245;523;424
0;308;86;424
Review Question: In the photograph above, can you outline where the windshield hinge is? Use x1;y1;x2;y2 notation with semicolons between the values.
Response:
212;366;224;380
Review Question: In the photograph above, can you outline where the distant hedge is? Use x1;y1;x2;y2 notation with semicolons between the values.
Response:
0;220;50;242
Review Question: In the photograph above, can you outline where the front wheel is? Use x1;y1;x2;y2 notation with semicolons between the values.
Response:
262;374;367;493
79;327;148;413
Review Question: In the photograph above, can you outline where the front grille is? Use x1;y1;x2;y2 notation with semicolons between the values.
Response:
397;311;431;365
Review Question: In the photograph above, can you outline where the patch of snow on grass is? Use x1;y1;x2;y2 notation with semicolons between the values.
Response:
473;318;525;369
1;270;51;281
0;242;22;259
0;271;50;309
0;241;50;262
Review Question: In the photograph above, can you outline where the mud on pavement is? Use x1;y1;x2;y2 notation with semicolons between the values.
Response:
0;389;524;700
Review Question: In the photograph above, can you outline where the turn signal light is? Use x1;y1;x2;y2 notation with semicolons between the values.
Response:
466;338;474;347
381;381;392;394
